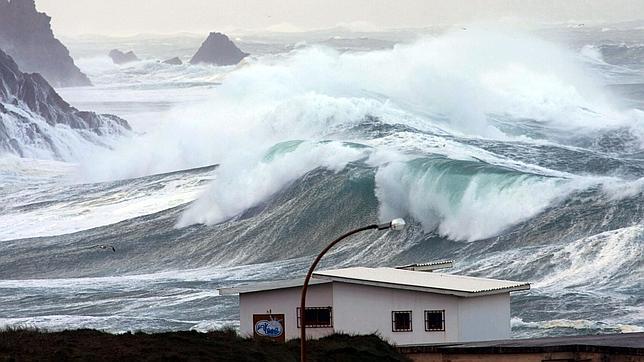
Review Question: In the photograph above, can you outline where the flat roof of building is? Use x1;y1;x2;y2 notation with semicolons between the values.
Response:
313;267;530;297
397;332;644;355
220;266;529;297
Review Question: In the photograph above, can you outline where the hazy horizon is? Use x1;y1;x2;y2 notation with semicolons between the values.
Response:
36;0;644;37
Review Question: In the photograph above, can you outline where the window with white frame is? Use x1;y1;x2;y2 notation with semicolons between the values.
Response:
296;307;332;328
392;311;412;332
424;310;445;331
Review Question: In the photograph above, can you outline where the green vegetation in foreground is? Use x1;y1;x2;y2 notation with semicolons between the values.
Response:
0;327;410;361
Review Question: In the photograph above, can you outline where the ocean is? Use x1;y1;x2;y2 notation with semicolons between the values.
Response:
0;26;642;338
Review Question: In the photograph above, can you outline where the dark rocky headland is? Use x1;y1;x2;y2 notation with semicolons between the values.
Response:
0;49;130;158
0;0;92;87
190;32;249;66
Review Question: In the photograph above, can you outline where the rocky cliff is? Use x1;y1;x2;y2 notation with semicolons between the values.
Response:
0;0;92;87
190;32;248;66
0;49;130;159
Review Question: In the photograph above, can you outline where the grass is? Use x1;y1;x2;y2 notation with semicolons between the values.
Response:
0;327;410;361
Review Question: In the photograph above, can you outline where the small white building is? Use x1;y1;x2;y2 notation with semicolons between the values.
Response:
219;262;530;345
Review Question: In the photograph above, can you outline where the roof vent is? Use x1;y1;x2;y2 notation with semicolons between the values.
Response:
395;260;454;272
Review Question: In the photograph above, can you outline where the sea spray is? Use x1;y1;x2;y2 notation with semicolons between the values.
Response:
177;140;371;226
80;29;644;182
374;157;581;240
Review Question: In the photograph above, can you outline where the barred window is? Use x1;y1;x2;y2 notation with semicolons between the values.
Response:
296;307;332;328
392;311;412;332
424;310;445;331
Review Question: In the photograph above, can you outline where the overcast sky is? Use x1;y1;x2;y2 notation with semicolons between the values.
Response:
36;0;644;36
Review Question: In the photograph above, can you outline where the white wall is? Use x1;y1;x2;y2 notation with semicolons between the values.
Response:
238;282;513;344
458;293;511;341
331;283;461;345
239;283;334;340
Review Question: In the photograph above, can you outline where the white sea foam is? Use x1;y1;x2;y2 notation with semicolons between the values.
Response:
602;177;644;200
458;224;643;291
6;28;641;243
190;320;240;333
374;159;599;241
4;29;643;337
74;56;228;87
0;315;238;333
0;259;296;332
580;45;605;63
177;140;371;226
533;225;643;291
74;55;121;76
80;28;644;178
0;257;305;289
0;155;215;240
71;29;644;235
0;173;211;241
0;155;75;183
511;317;644;333
0;103;126;162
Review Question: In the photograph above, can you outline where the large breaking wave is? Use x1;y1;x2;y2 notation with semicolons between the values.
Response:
76;30;643;238
1;28;643;336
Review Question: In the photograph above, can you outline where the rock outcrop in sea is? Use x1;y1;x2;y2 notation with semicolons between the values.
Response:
109;49;140;65
0;0;92;87
190;32;248;66
162;57;183;65
0;48;130;159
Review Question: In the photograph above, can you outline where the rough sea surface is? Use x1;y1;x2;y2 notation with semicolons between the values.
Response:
0;26;642;339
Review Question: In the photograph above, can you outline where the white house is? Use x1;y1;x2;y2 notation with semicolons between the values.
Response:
219;261;530;345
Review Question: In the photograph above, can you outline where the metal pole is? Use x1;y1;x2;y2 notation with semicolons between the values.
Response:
300;222;393;362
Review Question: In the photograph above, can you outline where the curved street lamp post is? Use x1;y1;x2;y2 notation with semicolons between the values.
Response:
299;218;406;362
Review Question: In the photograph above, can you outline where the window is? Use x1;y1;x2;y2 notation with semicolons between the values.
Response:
425;310;445;331
296;307;332;328
392;311;412;332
